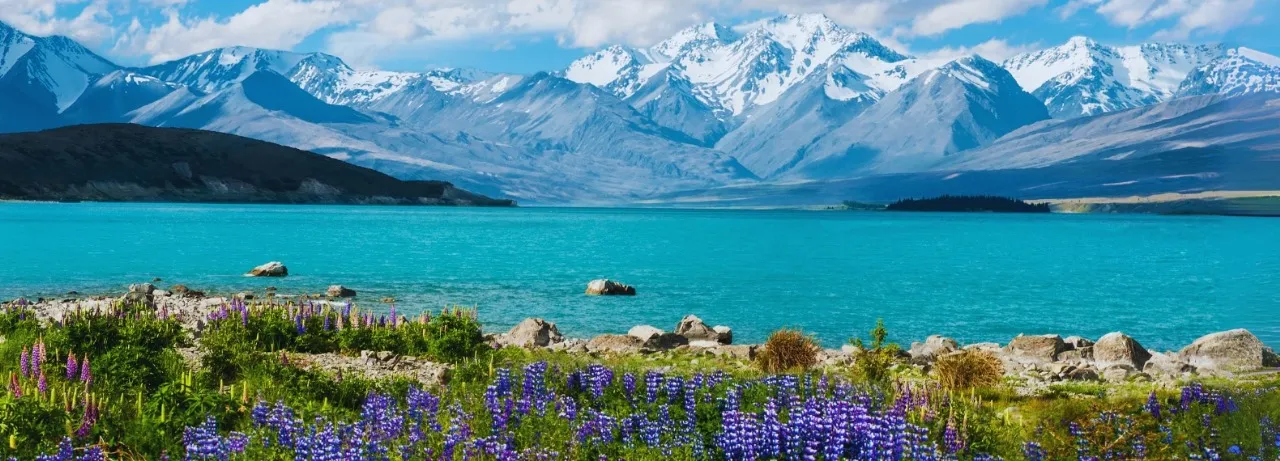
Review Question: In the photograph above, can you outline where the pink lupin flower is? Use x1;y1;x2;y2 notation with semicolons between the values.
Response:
7;373;20;398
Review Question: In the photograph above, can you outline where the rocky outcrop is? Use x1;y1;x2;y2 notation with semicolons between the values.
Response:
908;335;959;363
586;334;645;354
628;325;664;341
1093;332;1152;369
674;315;731;344
1179;329;1278;374
1144;351;1196;379
326;285;357;298
497;318;564;348
1006;334;1067;363
585;279;636;296
247;262;288;277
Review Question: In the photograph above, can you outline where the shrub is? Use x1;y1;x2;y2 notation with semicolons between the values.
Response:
756;328;821;373
850;319;901;383
934;349;1004;391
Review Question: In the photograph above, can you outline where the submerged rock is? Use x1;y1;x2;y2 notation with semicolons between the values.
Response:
247;261;289;277
585;279;636;296
326;285;357;298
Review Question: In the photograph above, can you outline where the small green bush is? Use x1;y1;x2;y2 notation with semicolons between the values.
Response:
756;328;821;373
850;319;901;383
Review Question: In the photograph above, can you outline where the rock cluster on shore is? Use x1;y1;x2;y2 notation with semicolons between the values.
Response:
6;288;1278;389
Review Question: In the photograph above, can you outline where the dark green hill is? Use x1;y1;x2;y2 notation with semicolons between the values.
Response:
0;123;514;206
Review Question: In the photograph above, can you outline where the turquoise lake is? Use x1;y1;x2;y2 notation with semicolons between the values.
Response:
1;202;1276;350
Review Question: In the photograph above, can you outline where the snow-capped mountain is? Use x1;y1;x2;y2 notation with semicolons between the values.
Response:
2;17;1280;205
0;21;118;131
793;56;1049;177
60;70;183;123
1003;37;1227;118
1176;48;1280;97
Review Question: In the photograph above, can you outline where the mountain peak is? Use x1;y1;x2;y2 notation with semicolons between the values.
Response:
1231;47;1280;67
651;22;737;58
1065;35;1099;48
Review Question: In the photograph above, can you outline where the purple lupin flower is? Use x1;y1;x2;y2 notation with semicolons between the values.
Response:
19;347;29;378
7;373;19;398
36;371;47;394
80;355;92;386
66;353;78;381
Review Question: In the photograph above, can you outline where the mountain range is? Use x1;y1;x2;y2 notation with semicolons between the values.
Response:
1;14;1278;205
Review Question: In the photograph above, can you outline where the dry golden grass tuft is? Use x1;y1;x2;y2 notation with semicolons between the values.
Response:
934;349;1005;391
756;328;822;373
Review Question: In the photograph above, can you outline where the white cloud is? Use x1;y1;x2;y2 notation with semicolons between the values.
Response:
917;38;1040;63
0;0;115;44
113;0;349;63
1061;0;1258;39
910;0;1049;36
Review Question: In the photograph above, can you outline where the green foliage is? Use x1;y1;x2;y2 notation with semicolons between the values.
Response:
850;319;902;383
755;328;820;373
204;305;487;364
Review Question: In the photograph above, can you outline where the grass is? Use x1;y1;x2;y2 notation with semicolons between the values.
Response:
0;301;1278;460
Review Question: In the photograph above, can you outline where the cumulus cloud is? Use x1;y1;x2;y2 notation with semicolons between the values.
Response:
916;38;1040;63
1061;0;1258;39
0;0;116;44
113;0;349;63
910;0;1048;36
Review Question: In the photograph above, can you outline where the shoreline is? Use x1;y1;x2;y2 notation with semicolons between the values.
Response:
8;287;1278;389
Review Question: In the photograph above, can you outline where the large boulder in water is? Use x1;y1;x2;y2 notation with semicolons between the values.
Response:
247;261;288;277
1006;334;1067;363
128;283;156;295
1179;329;1279;374
585;279;636;296
498;318;564;348
1093;332;1152;369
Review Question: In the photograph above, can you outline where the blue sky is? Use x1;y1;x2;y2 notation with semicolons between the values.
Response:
2;0;1275;73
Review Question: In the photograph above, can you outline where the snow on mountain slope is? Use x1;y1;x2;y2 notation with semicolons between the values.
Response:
716;60;882;178
379;72;756;195
289;53;488;106
793;56;1049;178
1176;48;1280;97
944;93;1280;172
1003;37;1225;118
141;47;320;93
0;22;36;76
61;71;182;123
0;22;117;113
625;67;730;146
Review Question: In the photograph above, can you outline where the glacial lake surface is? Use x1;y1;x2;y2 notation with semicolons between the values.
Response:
1;202;1277;350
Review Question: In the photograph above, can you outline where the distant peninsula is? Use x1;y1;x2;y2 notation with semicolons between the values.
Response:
0;124;514;206
886;195;1050;213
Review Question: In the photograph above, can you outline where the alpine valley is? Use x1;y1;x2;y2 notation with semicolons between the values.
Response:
2;14;1278;205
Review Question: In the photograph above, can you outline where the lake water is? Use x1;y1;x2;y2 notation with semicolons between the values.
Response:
1;202;1276;350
